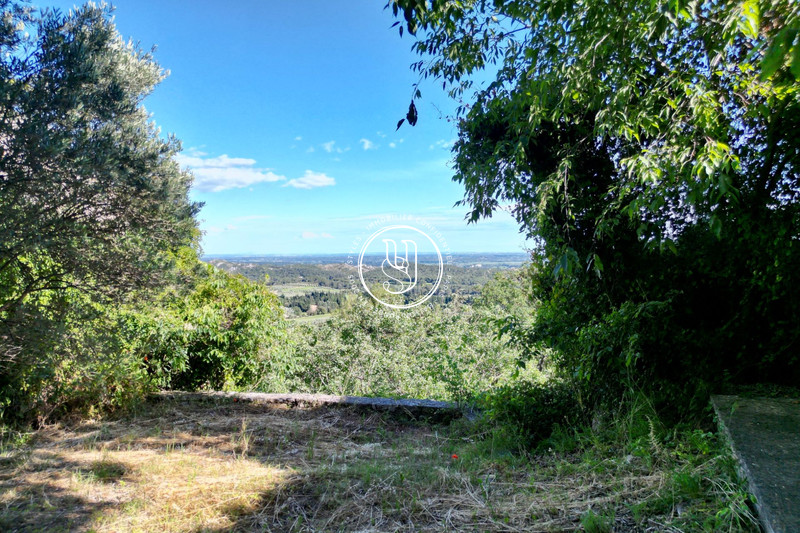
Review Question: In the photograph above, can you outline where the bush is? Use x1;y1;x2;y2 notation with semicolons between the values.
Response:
478;380;588;449
0;290;152;425
280;289;541;401
128;264;289;391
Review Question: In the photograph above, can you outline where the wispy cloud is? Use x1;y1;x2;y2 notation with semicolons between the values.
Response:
359;138;376;150
306;146;315;153
284;170;336;190
294;135;302;141
321;141;349;154
205;224;237;235
176;151;285;192
301;231;334;239
429;138;456;150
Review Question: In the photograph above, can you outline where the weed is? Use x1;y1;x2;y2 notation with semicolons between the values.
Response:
580;508;614;533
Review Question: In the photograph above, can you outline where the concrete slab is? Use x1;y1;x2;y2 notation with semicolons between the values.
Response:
712;395;800;533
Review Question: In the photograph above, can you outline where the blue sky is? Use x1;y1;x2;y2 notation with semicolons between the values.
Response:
43;1;529;255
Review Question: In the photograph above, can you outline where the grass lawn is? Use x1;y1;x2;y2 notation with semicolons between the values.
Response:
0;399;758;532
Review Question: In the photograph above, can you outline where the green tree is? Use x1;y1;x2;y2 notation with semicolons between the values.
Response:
0;2;199;312
0;2;200;422
390;0;800;413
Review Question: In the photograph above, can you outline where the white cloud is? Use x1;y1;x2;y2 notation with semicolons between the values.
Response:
301;231;335;239
294;136;302;141
321;141;349;154
284;170;336;190
176;152;285;192
306;146;315;153
359;138;376;150
389;142;396;148
429;138;456;150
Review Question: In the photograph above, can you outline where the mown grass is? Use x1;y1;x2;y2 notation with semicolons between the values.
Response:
0;398;758;532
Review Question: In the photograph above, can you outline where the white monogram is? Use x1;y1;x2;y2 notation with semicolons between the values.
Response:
380;239;417;294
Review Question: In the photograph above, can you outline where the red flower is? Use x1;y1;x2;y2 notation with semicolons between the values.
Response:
451;454;459;459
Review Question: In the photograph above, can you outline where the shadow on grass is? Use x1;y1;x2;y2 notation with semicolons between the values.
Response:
0;398;443;532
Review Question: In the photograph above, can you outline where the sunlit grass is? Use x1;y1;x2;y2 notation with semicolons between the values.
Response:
0;398;759;532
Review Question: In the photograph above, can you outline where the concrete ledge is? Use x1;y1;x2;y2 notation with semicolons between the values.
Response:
152;390;462;422
712;395;800;533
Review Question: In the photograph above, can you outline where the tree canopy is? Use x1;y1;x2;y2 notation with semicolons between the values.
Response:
391;0;800;413
0;2;202;422
0;1;200;316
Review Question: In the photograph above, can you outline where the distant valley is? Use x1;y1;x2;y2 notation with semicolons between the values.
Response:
206;252;529;320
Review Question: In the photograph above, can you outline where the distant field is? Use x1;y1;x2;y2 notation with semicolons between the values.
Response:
203;252;529;267
289;313;333;324
269;284;346;298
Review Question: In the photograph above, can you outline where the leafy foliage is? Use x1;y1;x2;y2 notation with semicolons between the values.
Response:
279;271;541;401
128;264;288;392
0;3;200;423
478;379;587;449
0;3;199;310
391;0;800;414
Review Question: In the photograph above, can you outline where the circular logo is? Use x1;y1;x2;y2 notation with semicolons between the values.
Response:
357;225;444;309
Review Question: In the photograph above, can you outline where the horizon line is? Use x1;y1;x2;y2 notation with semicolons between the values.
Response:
202;251;530;258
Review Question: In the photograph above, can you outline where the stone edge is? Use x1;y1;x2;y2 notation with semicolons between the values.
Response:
711;395;773;533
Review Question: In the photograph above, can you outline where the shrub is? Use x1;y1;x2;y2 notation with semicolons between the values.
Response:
280;292;540;401
479;380;588;449
0;290;152;425
128;264;288;391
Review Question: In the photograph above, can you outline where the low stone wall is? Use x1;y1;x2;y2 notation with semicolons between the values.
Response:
152;390;465;422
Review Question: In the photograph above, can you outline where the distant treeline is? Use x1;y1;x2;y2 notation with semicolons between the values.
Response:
283;290;348;316
204;253;528;267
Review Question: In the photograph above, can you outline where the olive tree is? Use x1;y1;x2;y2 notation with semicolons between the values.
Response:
0;2;200;421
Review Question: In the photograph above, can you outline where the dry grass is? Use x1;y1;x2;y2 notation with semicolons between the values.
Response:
0;399;714;532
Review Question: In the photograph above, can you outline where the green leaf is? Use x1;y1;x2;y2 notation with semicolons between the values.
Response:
791;39;800;79
709;215;723;238
739;0;760;39
761;28;790;79
406;100;418;126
